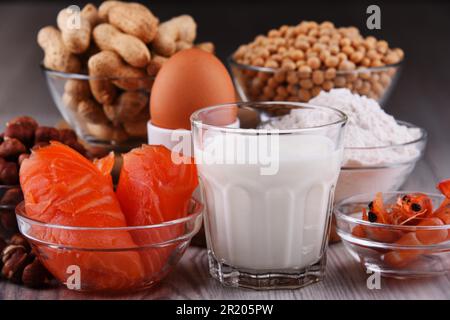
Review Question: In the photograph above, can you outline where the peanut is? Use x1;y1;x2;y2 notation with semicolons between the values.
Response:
103;91;148;124
93;23;150;68
195;42;215;54
88;50;149;92
146;54;168;76
152;15;197;57
37;26;81;73
81;3;101;27
78;99;109;124
57;7;92;54
86;122;128;142
122;118;148;138
107;2;159;43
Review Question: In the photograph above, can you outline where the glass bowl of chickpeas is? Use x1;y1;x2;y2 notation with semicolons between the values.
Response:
229;21;404;105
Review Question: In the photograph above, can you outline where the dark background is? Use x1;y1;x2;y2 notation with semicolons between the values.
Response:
0;0;449;179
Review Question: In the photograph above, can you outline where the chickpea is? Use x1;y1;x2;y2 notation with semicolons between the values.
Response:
361;57;371;67
370;59;384;67
372;82;384;96
268;29;281;38
274;70;286;82
287;84;299;95
324;67;336;80
325;56;339;68
299;79;314;89
276;86;289;98
289;49;304;61
298;88;311;102
286;71;299;84
265;59;279;68
338;60;355;71
311;86;323;97
252;57;265;67
394;48;405;60
342;45;354;56
329;44;340;55
322;80;334;91
319;50;330;62
299;65;312;79
267;77;278;88
281;59;296;70
367;49;379;60
312;70;324;85
307;56;321;69
350;51;364;63
380;72;392;87
339;37;351;47
295;40;310;51
353;78;363;90
296;60;306;68
337;52;348;62
263;86;275;98
320;21;335;29
334;76;346;87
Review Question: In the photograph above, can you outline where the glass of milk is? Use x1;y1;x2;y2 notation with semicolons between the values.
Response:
191;102;347;290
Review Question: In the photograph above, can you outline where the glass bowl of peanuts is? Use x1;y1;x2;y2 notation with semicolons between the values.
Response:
229;21;404;105
334;191;450;279
43;66;153;151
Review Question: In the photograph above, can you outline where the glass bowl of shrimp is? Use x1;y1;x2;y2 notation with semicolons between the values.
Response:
334;180;450;279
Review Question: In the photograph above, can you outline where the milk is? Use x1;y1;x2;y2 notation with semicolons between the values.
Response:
196;133;342;270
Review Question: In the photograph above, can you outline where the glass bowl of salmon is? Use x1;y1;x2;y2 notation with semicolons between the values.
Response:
334;188;450;279
15;198;203;292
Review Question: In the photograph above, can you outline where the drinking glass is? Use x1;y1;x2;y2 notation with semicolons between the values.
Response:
191;102;347;290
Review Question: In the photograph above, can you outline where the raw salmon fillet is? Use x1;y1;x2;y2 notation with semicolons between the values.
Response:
116;145;198;274
20;142;144;291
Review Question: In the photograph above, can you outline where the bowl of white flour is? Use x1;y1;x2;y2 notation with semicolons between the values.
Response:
262;89;427;204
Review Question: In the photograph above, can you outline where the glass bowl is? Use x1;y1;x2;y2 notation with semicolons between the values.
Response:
15;198;203;293
335;121;427;203
43;67;153;151
334;192;450;278
329;122;427;242
228;56;402;105
0;185;23;239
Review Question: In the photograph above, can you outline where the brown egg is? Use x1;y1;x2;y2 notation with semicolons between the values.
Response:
150;48;237;130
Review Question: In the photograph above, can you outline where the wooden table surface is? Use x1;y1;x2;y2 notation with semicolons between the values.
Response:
0;1;449;300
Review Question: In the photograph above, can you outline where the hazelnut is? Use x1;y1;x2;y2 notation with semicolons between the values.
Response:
7;116;38;132
0;162;19;185
4;123;35;146
1;244;29;283
34;126;60;144
0;138;27;160
10;233;31;251
22;258;50;288
58;128;78;145
0;187;23;206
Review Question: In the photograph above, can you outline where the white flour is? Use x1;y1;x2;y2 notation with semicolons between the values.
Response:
262;89;422;167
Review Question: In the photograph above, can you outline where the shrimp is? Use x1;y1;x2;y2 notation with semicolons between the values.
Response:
352;180;450;268
391;193;433;225
383;217;448;268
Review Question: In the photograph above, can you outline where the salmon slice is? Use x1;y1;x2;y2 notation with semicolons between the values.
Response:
20;142;144;291
116;145;198;275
